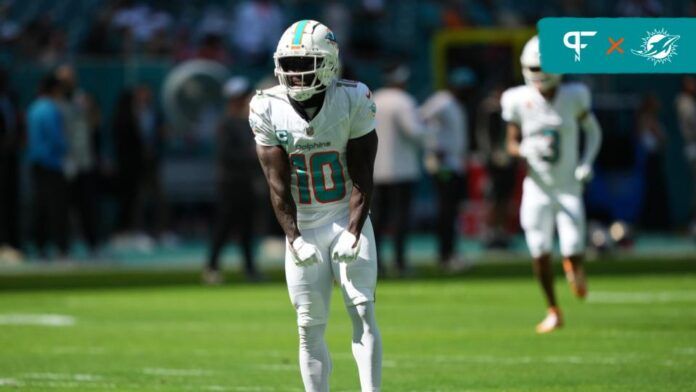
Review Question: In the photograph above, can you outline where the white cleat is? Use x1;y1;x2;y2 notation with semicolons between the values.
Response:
536;308;563;334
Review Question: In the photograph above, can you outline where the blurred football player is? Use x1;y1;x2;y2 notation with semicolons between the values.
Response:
501;36;602;333
251;20;381;391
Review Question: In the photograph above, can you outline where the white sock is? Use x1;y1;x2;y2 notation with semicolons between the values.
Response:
347;302;382;391
298;324;331;392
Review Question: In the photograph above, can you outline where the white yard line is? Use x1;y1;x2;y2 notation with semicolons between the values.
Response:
48;346;106;355
201;386;229;392
23;373;102;381
674;347;696;355
588;291;696;304
0;314;75;327
254;364;296;372
382;359;398;368
15;373;116;389
0;378;20;387
143;367;213;377
19;380;117;389
387;353;641;367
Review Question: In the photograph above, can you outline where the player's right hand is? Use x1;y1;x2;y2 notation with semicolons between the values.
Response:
290;236;321;267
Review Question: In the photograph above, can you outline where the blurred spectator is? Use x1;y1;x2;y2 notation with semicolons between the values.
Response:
112;2;172;46
172;27;197;62
81;91;110;239
113;89;139;235
145;26;173;57
438;0;503;28
362;0;385;14
134;85;167;239
82;93;104;170
441;0;468;29
0;1;21;45
476;84;515;248
18;13;54;59
204;77;263;284
13;10;69;66
466;0;496;26
110;1;173;57
675;76;696;236
636;93;669;230
231;0;284;65
55;65;100;254
197;5;230;37
112;85;167;244
82;12;117;56
0;67;22;254
39;28;68;66
27;74;69;258
196;33;232;65
351;0;386;57
616;0;663;16
372;64;429;276
420;67;473;269
322;0;351;53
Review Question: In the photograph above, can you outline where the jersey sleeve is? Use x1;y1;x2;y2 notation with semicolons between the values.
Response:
574;83;592;115
249;93;279;146
349;82;377;139
500;89;521;124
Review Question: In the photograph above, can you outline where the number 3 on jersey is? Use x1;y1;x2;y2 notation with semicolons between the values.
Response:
290;151;346;204
542;129;560;164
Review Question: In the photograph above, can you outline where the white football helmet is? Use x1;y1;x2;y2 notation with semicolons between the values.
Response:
521;35;561;92
273;20;340;101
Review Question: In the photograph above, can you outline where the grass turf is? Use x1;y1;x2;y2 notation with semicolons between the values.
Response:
0;260;695;391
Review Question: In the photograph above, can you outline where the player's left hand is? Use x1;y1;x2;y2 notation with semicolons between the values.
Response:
331;230;361;263
575;164;593;183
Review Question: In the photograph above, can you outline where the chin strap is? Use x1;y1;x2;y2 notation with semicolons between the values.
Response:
287;80;328;102
579;112;602;167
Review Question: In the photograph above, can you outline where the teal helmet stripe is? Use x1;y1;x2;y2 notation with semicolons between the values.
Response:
292;20;309;45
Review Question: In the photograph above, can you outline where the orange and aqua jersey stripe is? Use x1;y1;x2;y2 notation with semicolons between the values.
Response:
293;20;309;46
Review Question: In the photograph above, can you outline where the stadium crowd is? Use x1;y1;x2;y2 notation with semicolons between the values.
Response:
1;0;689;66
0;0;695;272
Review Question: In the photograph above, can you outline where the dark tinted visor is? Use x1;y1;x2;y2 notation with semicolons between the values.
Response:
279;56;323;72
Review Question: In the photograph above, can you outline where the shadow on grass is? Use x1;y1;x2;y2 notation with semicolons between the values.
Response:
0;256;694;292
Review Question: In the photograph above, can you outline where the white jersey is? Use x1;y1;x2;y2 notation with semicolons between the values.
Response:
373;87;427;183
501;82;591;189
420;90;467;174
250;79;376;229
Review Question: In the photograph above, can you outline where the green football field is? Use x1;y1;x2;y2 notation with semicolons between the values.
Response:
0;259;695;391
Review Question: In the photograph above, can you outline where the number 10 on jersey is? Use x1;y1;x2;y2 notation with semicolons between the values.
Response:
290;151;346;204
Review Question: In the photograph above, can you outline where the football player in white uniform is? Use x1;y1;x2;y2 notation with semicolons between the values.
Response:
501;36;602;333
250;20;382;391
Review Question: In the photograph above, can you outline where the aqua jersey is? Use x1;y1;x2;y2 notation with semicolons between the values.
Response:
250;80;376;229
